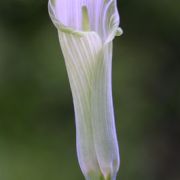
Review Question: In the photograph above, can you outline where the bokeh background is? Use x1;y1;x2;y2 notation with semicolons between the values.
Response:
0;0;179;179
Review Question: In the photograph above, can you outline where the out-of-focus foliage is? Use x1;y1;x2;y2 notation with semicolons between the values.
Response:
0;0;179;180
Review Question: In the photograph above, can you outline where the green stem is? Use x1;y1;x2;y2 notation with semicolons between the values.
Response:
87;173;115;180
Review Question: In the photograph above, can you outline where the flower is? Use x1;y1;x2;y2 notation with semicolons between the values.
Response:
48;0;122;179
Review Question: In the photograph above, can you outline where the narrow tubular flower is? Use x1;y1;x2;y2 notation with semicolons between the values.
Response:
48;0;123;179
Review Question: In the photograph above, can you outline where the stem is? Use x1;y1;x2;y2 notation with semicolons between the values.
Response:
87;173;115;180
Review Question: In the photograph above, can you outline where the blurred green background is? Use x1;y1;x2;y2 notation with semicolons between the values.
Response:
0;0;180;179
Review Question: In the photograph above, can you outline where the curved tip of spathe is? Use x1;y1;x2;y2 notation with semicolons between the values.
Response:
116;27;123;36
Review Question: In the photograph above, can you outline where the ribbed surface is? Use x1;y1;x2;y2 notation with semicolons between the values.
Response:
91;43;120;178
59;31;103;177
58;31;119;179
48;0;120;179
49;0;120;42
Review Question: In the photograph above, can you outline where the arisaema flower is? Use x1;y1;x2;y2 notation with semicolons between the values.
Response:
48;0;123;179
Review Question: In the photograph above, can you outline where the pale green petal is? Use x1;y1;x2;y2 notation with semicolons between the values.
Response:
48;0;122;41
91;42;120;179
58;30;119;179
58;30;103;178
48;0;121;179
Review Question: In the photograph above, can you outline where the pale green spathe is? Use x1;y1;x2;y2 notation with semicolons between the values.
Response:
48;0;122;179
